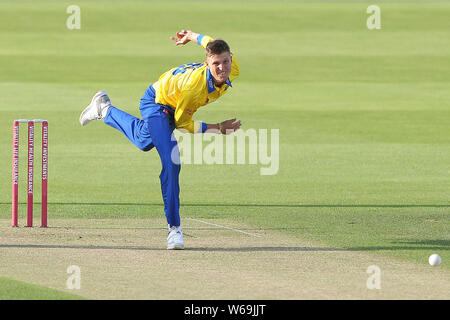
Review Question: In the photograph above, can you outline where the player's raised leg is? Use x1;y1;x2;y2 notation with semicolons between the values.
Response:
79;90;112;126
80;91;154;151
104;107;154;151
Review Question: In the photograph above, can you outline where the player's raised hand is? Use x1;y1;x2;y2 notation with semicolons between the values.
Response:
170;30;200;46
170;30;189;45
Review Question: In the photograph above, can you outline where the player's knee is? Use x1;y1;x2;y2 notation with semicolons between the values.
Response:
162;155;181;172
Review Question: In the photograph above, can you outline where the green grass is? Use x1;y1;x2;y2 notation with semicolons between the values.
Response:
0;277;84;300
0;0;449;296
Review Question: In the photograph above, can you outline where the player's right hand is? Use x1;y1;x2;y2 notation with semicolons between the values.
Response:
170;30;191;46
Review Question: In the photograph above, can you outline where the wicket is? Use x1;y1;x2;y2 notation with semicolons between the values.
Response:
12;119;48;228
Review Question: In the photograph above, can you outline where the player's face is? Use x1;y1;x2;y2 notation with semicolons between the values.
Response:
206;51;232;86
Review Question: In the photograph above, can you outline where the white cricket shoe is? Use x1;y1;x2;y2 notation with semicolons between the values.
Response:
167;226;184;250
79;90;112;126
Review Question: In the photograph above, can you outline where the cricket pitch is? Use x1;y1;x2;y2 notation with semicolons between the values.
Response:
0;218;449;299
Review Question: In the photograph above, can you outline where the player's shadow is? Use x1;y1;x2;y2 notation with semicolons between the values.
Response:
0;244;348;251
1;242;448;251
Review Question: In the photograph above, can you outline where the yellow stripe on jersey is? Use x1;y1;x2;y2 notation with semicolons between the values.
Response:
153;34;239;133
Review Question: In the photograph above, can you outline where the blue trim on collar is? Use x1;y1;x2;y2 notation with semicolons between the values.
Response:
206;69;232;93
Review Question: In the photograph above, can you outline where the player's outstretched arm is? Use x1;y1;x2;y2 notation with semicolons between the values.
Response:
170;29;200;46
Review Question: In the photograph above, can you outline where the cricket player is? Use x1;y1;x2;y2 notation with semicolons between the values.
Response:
79;30;241;249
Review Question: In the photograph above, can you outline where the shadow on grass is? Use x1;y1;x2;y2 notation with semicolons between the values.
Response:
0;244;347;251
1;244;448;252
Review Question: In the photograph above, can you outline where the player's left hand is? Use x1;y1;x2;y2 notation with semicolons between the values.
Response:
220;118;241;134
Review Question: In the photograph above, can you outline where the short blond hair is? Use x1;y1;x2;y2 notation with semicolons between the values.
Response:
205;39;230;58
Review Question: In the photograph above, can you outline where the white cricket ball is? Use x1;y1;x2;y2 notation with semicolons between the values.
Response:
428;254;442;266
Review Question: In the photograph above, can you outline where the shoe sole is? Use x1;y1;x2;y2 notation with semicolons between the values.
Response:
79;90;107;126
167;244;184;250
